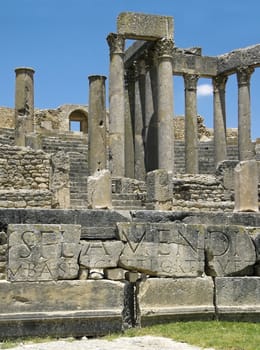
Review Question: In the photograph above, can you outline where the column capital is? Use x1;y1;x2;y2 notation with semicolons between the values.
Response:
106;33;125;55
237;66;254;87
155;38;174;59
213;75;228;92
183;74;199;91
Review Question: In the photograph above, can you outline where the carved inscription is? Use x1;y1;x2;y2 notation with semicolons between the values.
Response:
205;225;256;276
79;241;123;268
8;224;81;281
117;223;204;277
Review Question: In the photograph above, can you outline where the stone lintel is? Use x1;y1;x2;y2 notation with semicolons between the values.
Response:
117;12;173;40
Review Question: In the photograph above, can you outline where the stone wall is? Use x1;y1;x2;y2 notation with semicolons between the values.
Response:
0;107;15;129
0;210;259;338
0;144;52;208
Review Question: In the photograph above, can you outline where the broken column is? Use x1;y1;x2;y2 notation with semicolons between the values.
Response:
146;169;173;210
87;169;112;209
88;75;107;175
184;73;199;174
14;67;35;147
107;33;125;176
213;75;228;167
234;160;259;212
155;38;174;173
237;66;254;161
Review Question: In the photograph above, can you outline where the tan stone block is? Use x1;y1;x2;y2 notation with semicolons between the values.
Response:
138;277;214;324
117;12;173;40
234;160;259;212
87;170;112;209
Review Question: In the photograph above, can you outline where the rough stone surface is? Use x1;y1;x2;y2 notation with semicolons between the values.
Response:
138;277;214;324
216;277;260;319
8;224;81;281
117;222;204;277
87;170;112;209
0;280;125;338
50;151;70;209
117;12;173;40
80;240;124;269
146;170;173;210
205;225;256;276
234;160;259;212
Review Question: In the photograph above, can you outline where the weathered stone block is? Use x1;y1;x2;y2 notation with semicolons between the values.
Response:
87;169;112;209
216;277;260;320
117;12;174;40
205;225;256;276
0;280;125;337
146;169;173;210
105;268;126;280
8;224;81;281
138;277;214;324
234;160;259;212
117;222;204;277
80;240;123;269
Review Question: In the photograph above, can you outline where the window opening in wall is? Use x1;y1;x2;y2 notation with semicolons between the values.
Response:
70;120;81;132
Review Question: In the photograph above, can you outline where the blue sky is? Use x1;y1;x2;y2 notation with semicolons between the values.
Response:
0;0;260;138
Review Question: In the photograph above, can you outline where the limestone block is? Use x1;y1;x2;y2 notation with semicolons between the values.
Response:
117;12;173;40
50;151;70;209
80;240;123;269
138;277;214;324
117;222;204;277
105;268;127;280
8;224;81;281
216;277;260;319
89;268;104;280
87;169;112;209
0;280;125;337
234;160;259;212
205;225;256;276
146;169;173;210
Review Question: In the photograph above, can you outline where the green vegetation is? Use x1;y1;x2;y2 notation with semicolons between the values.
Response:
116;321;260;350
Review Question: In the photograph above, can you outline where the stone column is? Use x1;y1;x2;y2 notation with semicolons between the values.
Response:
236;66;254;161
14;67;35;147
213;75;228;167
106;33;125;176
155;38;174;173
144;49;158;172
88;75;107;175
124;66;135;179
184;74;199;174
134;59;146;180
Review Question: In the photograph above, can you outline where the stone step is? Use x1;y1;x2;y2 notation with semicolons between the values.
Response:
112;199;144;208
112;193;146;201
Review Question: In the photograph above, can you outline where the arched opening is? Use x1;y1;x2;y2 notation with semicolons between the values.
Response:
69;110;88;133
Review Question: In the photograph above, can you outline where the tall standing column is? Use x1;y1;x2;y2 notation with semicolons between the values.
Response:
14;67;35;147
106;33;125;176
184;74;199;174
134;59;146;180
237;66;254;161
144;49;158;172
88;75;107;175
155;38;174;173
213;75;228;167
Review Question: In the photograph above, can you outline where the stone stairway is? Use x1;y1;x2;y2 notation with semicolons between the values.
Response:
111;177;146;210
42;133;89;209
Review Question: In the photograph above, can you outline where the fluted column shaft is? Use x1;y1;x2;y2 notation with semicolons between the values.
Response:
88;75;107;175
213;75;228;167
107;33;125;176
237;66;254;161
184;74;199;174
15;67;35;147
155;38;174;173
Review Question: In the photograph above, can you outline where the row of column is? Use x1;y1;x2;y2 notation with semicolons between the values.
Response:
107;33;175;179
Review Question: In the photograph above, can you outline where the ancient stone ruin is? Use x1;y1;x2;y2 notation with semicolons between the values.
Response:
0;12;259;338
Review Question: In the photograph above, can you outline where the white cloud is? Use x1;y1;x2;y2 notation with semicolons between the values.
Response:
197;84;213;97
